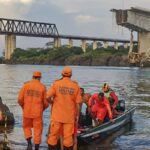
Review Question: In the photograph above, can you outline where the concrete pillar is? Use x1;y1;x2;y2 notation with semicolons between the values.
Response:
68;38;73;48
129;31;133;53
114;42;118;50
138;31;150;53
93;40;97;50
5;35;16;60
103;41;108;49
81;40;86;53
54;38;61;48
124;43;128;49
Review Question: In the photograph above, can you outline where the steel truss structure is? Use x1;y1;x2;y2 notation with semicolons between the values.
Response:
0;18;59;37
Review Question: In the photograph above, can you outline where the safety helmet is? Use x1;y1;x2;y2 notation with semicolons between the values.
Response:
62;67;72;77
102;83;109;92
33;71;42;77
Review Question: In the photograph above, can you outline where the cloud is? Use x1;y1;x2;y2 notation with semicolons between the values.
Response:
75;15;100;24
49;0;80;14
0;0;35;19
0;0;34;4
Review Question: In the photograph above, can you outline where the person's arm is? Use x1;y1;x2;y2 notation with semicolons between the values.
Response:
43;86;49;110
76;103;81;125
110;91;118;109
46;83;56;103
75;87;82;115
105;97;113;121
18;85;25;108
88;95;94;107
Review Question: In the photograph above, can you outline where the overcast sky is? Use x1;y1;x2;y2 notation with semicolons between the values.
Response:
0;0;149;56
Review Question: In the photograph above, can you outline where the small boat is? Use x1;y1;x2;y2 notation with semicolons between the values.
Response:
77;106;136;144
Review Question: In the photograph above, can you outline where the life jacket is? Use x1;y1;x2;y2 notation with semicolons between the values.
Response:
104;89;114;105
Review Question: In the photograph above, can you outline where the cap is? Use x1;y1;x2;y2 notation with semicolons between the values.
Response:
62;67;72;77
33;71;42;77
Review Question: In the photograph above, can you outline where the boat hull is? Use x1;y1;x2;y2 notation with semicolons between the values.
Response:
78;107;136;143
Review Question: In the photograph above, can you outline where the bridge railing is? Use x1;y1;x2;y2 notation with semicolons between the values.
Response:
0;18;59;37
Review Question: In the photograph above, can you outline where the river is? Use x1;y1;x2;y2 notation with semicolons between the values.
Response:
0;64;150;150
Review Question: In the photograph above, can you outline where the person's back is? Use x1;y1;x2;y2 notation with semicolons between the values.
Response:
18;71;48;150
47;67;82;150
19;79;46;118
49;77;81;123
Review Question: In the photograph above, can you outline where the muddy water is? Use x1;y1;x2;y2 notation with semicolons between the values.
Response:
0;65;149;150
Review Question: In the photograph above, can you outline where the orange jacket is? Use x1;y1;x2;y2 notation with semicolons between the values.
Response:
88;93;112;119
18;79;48;118
47;77;82;123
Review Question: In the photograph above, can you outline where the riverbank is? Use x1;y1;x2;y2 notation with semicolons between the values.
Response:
4;47;130;66
3;47;150;67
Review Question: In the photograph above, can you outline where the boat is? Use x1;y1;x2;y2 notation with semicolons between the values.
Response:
77;106;136;144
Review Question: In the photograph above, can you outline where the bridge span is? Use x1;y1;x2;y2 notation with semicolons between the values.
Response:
0;18;136;59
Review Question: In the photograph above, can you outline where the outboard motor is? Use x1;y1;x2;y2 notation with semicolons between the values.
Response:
116;100;125;112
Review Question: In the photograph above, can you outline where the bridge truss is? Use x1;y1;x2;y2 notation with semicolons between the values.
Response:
0;18;59;37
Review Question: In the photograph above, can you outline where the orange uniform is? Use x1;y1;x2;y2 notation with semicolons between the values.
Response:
88;93;112;122
47;76;82;147
18;78;49;144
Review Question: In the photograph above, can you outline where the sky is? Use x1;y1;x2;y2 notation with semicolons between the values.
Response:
0;0;150;56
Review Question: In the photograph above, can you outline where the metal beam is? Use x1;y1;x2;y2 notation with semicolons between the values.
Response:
0;18;59;37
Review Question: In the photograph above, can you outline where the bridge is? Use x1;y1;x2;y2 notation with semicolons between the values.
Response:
0;18;137;60
112;7;150;65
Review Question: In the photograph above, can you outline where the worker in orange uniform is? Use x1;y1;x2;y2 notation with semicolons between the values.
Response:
18;71;49;150
88;92;113;126
102;83;119;117
47;67;82;150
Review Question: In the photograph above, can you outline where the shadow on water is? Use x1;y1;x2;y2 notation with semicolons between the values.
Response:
78;122;134;150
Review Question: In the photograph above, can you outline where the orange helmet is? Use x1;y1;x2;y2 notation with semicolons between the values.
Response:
102;83;109;92
62;67;72;77
33;71;41;77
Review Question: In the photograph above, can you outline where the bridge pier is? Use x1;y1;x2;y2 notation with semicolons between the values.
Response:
93;40;97;50
81;40;86;52
54;38;61;48
114;42;118;50
5;35;16;60
103;41;108;49
68;38;73;48
138;32;150;53
124;43;128;49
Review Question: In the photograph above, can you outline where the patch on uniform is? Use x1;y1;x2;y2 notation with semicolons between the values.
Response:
59;86;75;95
27;89;41;97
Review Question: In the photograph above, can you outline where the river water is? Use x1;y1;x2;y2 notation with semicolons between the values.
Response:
0;64;149;150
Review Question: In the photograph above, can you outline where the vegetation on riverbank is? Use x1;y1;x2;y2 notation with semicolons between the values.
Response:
5;46;132;66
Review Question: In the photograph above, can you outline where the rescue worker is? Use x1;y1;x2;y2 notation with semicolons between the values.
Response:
80;88;91;108
46;67;82;150
18;71;49;150
88;92;113;126
102;83;119;117
79;88;92;127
